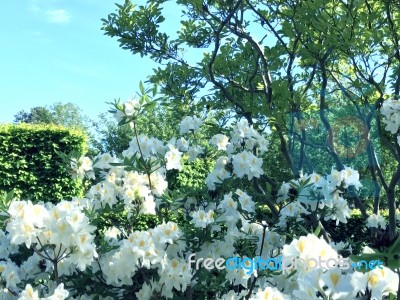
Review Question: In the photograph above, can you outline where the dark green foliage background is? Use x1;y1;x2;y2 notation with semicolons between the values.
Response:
0;124;87;202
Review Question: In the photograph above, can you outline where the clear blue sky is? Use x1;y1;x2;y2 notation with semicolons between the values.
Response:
0;0;158;123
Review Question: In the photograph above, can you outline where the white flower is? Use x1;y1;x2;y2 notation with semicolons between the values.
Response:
220;290;248;300
6;215;37;248
341;166;362;190
149;172;168;196
123;99;140;116
45;283;69;300
205;158;231;190
277;182;291;203
236;189;255;213
366;214;387;229
322;269;352;299
158;258;192;297
218;192;238;213
250;286;286;300
180;116;203;134
327;168;344;187
191;210;215;228
152;222;182;245
324;196;351;225
19;284;39;300
93;152;119;169
225;268;252;288
282;234;338;273
351;265;398;299
140;196;156;215
71;156;94;180
176;137;189;152
103;226;121;244
135;282;154;300
210;134;230;150
309;172;326;188
0;261;21;290
232;151;263;180
381;99;400;134
165;145;183;170
187;145;203;161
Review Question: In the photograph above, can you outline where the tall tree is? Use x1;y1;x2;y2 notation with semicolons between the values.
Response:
102;0;400;241
14;102;89;131
14;106;53;124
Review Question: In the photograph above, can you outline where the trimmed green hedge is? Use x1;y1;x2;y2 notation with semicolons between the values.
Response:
0;123;87;202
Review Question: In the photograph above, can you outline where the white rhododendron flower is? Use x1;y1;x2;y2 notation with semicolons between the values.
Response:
0;260;21;290
236;189;255;213
218;192;238;213
232;151;263;179
366;214;387;229
210;134;230;150
190;209;215;228
250;286;286;300
6;200;97;274
18;284;39;300
309;172;326;187
324;196;351;225
19;283;69;300
93;152;120;169
381;99;400;134
187;145;204;161
205;156;232;190
327;168;344;187
114;99;140;122
351;265;398;299
122;134;164;159
123;99;140;116
158;257;192;298
71;156;94;180
322;269;353;298
277;182;291;203
282;234;338;273
165;145;183;170
180;116;203;134
176;137;189;151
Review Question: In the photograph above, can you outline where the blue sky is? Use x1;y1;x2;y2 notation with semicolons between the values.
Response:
0;0;159;123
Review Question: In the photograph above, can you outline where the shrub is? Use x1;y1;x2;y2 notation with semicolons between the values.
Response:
0;123;87;202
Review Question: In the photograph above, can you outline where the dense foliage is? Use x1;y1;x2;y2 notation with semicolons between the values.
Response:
1;0;400;299
0;124;87;202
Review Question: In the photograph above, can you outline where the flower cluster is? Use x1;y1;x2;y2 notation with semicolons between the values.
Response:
114;99;141;123
280;234;399;299
99;222;191;298
71;156;94;180
206;120;268;190
0;106;397;300
366;214;387;229
381;99;400;135
179;116;203;134
19;283;68;300
6;200;97;271
277;166;362;227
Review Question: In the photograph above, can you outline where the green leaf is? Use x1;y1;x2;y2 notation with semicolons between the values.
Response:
139;81;145;95
313;223;322;236
387;235;400;255
298;224;310;235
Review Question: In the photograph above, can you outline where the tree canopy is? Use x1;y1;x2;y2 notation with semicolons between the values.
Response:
14;102;89;132
102;0;400;240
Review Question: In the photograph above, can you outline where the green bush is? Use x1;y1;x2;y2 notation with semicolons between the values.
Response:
0;123;87;202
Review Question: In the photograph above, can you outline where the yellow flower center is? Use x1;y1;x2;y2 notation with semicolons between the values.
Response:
330;272;340;288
